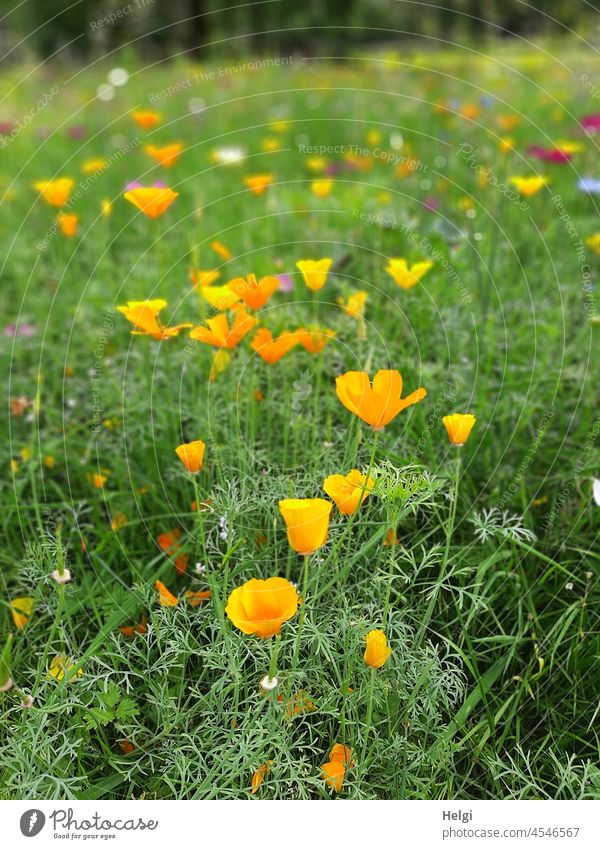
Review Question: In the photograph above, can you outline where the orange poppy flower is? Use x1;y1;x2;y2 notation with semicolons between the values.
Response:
184;590;212;606
442;413;476;446
132;110;161;129
157;529;189;574
228;274;280;310
310;179;333;198
119;616;147;637
89;471;108;489
244;174;273;195
225;576;299;638
329;743;354;768
175;439;206;474
384;528;398;546
295;327;335;353
251;328;298;364
323;469;375;515
278;498;333;555
145;143;184;167
57;213;78;237
278;690;317;719
155;580;178;606
110;513;128;531
189;268;219;288
385;258;433;290
322;760;345;792
296;258;332;291
210;240;232;261
189;308;257;349
339;290;367;319
117;299;192;340
336;369;427;430
118;740;136;754
364;629;391;669
34;178;74;207
251;760;274;793
123;187;178;218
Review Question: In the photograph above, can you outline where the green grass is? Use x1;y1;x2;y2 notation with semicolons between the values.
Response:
1;40;599;800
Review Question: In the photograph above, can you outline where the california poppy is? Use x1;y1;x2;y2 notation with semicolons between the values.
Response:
251;760;274;793
189;268;220;288
175;439;206;474
339;291;367;319
82;158;107;175
228;274;280;310
226;576;299;638
57;213;78;237
442;413;476;446
295;327;336;353
209;349;232;382
364;629;391;668
199;283;242;311
329;743;354;768
385;258;433;290
155;579;178;606
278;498;333;555
189;308;257;349
34;178;74;207
157;529;189;574
132;110;161;129
510;176;547;196
321;760;345;792
296;258;332;291
210;240;232;261
184;590;212;606
244;174;273;195
323;469;375;515
48;654;83;682
119;615;147;637
310;179;333;198
336;369;427;430
117;299;191;340
123;187;178;218
10;596;33;629
251;328;298;364
145;143;184;167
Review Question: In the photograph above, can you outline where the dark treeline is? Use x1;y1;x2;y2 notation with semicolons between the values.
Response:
1;0;598;60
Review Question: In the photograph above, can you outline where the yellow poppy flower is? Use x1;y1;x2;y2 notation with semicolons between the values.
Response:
442;413;476;446
123;187;178;218
278;498;333;555
296;258;332;291
364;629;391;669
226;576;299;638
11;597;33;629
323;469;375;515
34;178;74;207
336;370;427;430
117;299;191;340
385;258;433;290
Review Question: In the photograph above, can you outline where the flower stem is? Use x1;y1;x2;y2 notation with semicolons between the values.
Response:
268;633;282;680
361;667;376;764
291;554;310;673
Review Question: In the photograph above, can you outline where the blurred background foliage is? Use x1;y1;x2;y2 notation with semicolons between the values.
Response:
1;0;600;62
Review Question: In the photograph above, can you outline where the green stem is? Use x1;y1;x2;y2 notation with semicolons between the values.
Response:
268;632;282;680
361;667;376;764
291;554;311;673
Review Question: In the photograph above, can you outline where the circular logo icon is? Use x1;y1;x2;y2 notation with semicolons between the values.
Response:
20;810;45;837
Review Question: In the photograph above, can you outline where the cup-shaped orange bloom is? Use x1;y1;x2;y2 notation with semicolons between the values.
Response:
123;187;178;218
228;274;280;310
244;174;273;195
336;369;427;430
278;498;333;555
339;290;367;319
311;179;333;198
199;283;242;311
295;327;336;353
132;110;161;129
510;176;547;196
145;143;184;167
34;178;74;207
296;258;332;291
189;308;257;349
57;213;78;237
364;629;391;669
175;439;205;473
226;576;299;638
323;469;375;516
251;328;298;364
442;413;476;446
386;258;433;290
322;760;345;791
117;299;192;340
155;579;178;606
329;743;354;768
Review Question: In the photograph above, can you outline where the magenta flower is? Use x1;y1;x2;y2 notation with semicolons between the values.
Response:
527;145;570;164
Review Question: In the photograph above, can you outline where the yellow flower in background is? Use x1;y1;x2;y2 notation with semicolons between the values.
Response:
145;143;184;168
44;455;56;469
336;369;427;430
499;137;515;153
101;198;112;216
209;349;232;382
89;471;108;489
323;469;375;515
189;268;220;288
339;290;367;319
364;629;391;669
11;597;33;629
510;176;547;196
175;439;206;474
442;413;476;446
226;576;299;638
306;156;327;172
261;137;280;152
82;158;107;175
270;120;289;133
199;283;242;311
189;308;257;349
34;178;74;207
57;213;78;237
385;258;433;290
49;654;83;682
244;174;273;195
123;187;178;218
310;179;333;198
585;233;600;255
132;110;161;129
278;498;333;555
296;258;333;291
117;299;192;340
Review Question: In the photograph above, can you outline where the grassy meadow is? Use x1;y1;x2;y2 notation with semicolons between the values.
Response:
1;41;599;800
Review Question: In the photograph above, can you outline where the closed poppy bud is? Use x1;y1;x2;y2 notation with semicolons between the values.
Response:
296;258;333;291
57;213;78;237
322;760;345;792
323;469;374;515
442;413;476;446
278;498;333;555
175;439;205;473
364;629;391;669
226;576;299;638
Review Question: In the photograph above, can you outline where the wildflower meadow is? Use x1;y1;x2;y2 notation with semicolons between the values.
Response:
1;27;599;806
